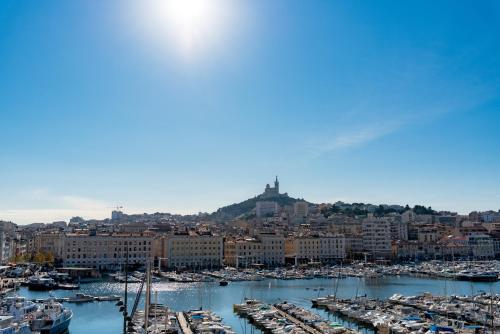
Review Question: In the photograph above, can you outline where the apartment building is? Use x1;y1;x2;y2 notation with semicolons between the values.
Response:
362;217;392;259
390;219;408;241
224;233;285;268
224;237;263;268
256;201;279;218
467;234;494;260
33;231;64;258
0;221;16;263
293;202;309;217
285;234;346;265
162;232;223;270
344;234;364;258
257;233;285;266
62;232;156;270
417;225;440;243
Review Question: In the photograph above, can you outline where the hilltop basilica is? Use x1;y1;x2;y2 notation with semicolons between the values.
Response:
261;176;287;198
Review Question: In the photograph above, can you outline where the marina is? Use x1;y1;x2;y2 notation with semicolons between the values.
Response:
274;302;357;334
313;293;495;333
2;272;499;334
234;299;314;333
3;261;500;296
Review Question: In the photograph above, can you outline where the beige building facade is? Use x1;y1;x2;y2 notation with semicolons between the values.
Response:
62;232;156;270
285;235;346;264
224;233;285;268
161;233;223;270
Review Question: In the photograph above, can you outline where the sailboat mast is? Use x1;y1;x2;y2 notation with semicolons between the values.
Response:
490;285;495;334
144;261;151;330
154;290;158;332
123;245;129;334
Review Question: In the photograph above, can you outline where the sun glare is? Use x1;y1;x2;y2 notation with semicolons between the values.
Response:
134;0;230;60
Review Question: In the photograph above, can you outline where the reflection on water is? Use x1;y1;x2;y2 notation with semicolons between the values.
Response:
17;276;499;334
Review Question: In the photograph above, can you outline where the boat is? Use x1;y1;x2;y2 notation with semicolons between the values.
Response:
55;283;79;290
30;300;72;334
95;295;121;302
66;293;94;303
0;315;32;334
0;296;39;320
456;270;498;282
113;274;142;283
26;277;56;291
219;280;228;286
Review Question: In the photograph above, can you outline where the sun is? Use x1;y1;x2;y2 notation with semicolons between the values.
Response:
132;0;231;60
160;0;216;52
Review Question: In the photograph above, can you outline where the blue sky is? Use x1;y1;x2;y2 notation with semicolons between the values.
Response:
1;0;499;224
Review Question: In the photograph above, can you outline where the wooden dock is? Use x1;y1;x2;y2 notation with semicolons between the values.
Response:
273;306;322;334
177;312;193;334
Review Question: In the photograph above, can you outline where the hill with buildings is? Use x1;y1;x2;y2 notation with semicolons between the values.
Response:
208;178;439;221
210;177;308;220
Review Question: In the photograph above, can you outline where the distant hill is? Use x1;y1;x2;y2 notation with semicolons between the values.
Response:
211;193;307;220
208;178;438;221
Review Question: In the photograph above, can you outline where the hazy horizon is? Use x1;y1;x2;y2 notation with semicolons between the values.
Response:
2;180;495;225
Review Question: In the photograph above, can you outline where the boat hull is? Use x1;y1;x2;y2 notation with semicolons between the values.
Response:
39;316;71;334
27;284;55;291
456;274;498;282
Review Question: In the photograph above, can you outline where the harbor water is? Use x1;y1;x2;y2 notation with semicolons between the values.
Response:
17;275;500;334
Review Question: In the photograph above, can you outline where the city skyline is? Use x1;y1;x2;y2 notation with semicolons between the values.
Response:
1;176;498;225
1;0;500;224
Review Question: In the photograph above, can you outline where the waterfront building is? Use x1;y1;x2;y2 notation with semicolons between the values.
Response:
224;233;284;268
224;237;262;268
258;232;285;266
161;232;223;270
33;231;64;259
467;233;495;259
394;239;444;260
62;232;156;270
344;234;364;259
394;240;421;259
438;236;468;260
285;234;345;265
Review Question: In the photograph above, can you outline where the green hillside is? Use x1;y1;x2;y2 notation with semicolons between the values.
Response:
211;193;306;220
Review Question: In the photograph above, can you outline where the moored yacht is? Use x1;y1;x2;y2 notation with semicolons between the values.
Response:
0;315;32;334
26;277;56;291
29;300;72;334
456;270;498;282
0;297;38;321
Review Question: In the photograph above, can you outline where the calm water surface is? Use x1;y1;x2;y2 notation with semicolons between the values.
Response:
17;276;499;334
